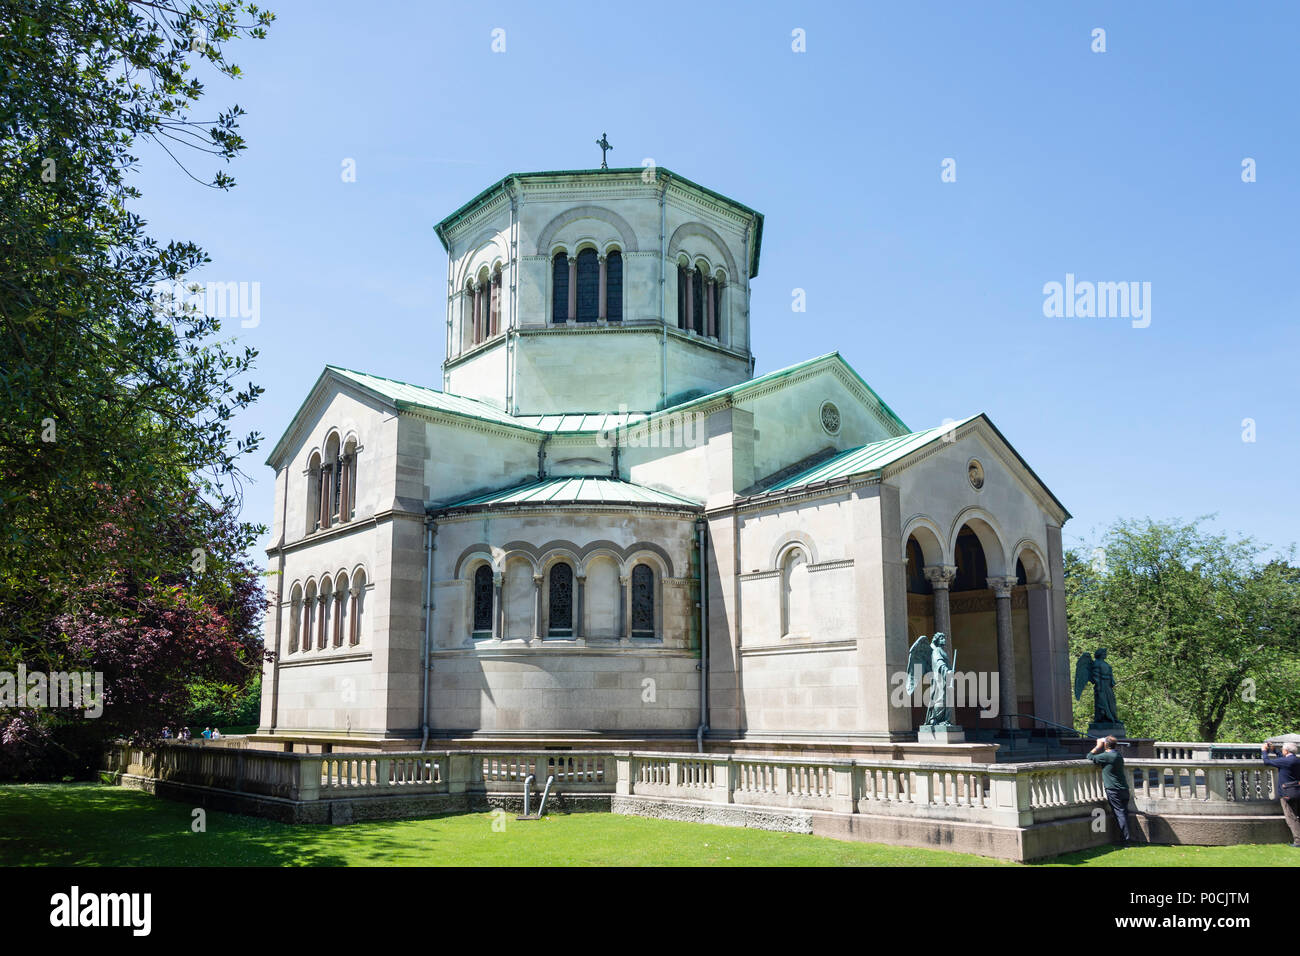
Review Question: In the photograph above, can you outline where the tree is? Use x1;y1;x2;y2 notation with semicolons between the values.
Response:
0;0;275;776
1066;518;1300;742
1;0;273;636
0;488;266;779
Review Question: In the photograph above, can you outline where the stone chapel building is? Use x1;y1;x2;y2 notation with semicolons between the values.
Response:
257;167;1074;752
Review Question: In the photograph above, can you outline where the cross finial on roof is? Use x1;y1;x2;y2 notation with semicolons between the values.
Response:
595;132;613;169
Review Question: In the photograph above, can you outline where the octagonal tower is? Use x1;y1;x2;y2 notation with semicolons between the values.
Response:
435;167;763;415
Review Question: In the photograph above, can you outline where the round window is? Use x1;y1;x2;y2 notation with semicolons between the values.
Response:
820;401;841;435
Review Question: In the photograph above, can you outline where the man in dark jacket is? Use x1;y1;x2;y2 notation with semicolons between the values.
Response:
1261;741;1300;847
1088;735;1132;843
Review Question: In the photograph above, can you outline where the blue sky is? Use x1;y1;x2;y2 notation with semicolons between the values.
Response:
130;1;1300;563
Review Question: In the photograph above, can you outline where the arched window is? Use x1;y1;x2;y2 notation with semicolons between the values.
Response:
575;249;599;322
307;453;322;533
711;274;724;339
676;263;689;329
340;437;357;522
302;581;317;652
473;564;494;634
349;569;366;646
692;266;704;335
606;251;623;321
631;564;654;637
334;572;349;647
318;577;332;650
552;252;569;323
548;563;573;637
321;434;341;528
781;548;811;638
288;585;302;653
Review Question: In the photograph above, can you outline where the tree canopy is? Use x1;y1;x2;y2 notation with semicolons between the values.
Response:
1066;517;1300;742
0;0;275;777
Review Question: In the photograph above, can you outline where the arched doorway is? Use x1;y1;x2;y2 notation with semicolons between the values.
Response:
946;522;1034;731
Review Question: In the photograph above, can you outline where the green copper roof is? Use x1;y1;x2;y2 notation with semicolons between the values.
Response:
440;476;702;511
433;167;764;277
513;411;651;433
327;366;539;432
765;416;982;492
651;351;909;433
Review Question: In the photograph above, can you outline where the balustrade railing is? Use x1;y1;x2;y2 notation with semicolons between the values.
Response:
103;742;1281;827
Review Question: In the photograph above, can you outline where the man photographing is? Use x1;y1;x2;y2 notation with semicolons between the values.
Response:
1260;741;1300;848
1087;735;1132;843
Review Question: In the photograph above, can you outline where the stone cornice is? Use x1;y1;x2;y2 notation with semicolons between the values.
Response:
278;651;373;669
740;639;858;657
721;473;880;517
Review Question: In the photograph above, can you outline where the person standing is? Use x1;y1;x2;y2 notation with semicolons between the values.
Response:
1261;741;1300;848
1087;735;1133;843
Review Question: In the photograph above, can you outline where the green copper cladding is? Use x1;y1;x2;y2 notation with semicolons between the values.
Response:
440;476;703;512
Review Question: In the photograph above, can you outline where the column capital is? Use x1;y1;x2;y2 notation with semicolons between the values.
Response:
923;564;957;588
987;576;1018;598
492;571;503;586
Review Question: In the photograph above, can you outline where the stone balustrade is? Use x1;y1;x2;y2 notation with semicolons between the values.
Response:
102;742;1281;839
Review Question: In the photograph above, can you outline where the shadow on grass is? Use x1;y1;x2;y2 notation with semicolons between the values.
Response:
0;783;353;867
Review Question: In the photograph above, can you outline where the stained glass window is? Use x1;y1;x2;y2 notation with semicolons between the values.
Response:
576;249;599;321
473;565;493;632
631;564;654;635
606;251;623;321
552;253;568;322
548;563;573;635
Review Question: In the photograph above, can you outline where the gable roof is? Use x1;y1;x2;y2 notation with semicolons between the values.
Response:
438;476;702;513
754;413;1070;521
266;352;908;467
646;351;909;435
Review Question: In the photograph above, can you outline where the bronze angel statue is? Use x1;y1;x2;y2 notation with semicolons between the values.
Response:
907;632;955;727
1074;647;1120;725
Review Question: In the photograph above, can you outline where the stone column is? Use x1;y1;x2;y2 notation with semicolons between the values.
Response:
491;571;503;642
531;573;543;643
567;257;577;321
575;572;586;645
1026;581;1054;724
705;277;715;337
618;573;630;644
472;282;482;343
988;576;1018;730
598;254;607;321
490;273;500;335
922;565;957;639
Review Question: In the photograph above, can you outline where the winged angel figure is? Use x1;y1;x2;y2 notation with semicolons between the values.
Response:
906;632;955;727
1074;648;1120;724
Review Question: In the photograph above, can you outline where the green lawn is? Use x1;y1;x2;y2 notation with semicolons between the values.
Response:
0;783;1295;867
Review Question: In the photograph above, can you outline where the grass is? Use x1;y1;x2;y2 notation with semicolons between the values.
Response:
0;783;1295;867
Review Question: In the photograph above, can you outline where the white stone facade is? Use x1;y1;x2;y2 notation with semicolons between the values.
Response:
259;168;1072;748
